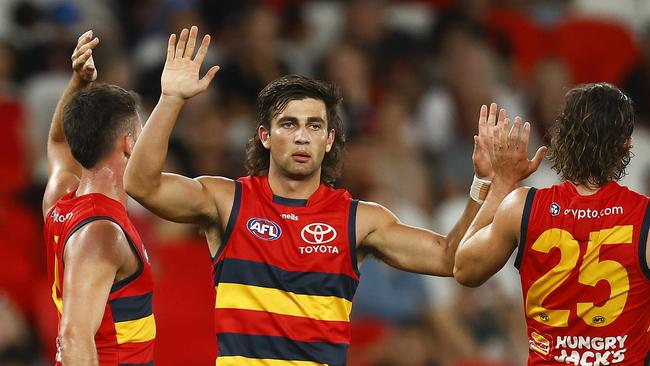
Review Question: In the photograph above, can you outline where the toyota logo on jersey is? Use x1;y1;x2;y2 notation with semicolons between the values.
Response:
301;223;337;244
247;218;282;241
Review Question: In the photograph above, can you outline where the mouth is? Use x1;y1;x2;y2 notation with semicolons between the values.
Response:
292;152;311;163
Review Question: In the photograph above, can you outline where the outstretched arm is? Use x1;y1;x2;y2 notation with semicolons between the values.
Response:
454;112;546;287
42;31;99;218
356;104;499;276
124;26;227;225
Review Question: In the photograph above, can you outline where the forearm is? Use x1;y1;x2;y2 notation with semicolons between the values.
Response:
440;198;481;273
125;95;184;197
59;329;99;366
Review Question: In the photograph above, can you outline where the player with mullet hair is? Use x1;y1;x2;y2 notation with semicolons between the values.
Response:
125;25;543;365
43;31;155;365
455;83;650;365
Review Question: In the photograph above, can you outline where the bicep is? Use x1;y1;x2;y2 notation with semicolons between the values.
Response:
60;222;124;336
358;202;449;275
132;174;229;224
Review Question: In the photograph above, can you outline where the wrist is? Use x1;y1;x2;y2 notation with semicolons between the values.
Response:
159;93;186;106
490;176;519;193
469;175;491;204
69;74;92;89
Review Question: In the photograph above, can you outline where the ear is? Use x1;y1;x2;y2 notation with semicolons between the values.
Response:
325;129;335;153
259;125;271;150
124;133;136;158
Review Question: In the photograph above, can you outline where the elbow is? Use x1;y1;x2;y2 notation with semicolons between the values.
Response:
452;257;485;288
123;170;151;201
453;267;483;288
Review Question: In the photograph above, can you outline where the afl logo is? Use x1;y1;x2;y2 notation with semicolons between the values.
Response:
550;202;560;216
247;218;282;241
301;223;337;244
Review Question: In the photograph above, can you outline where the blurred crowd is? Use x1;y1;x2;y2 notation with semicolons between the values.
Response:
2;0;650;365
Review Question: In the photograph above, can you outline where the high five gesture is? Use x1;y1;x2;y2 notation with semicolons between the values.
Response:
161;26;220;102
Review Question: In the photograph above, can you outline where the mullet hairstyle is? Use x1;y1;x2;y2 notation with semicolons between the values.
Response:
245;75;345;186
548;83;635;187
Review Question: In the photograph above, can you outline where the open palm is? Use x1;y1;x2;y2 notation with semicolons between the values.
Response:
161;26;219;100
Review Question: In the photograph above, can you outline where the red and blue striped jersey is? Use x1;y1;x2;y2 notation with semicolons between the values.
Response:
213;175;359;365
517;182;650;365
44;191;155;366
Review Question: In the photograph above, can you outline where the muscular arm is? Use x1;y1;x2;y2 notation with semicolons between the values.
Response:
356;199;480;276
43;32;99;218
58;221;129;366
124;26;223;225
454;186;528;287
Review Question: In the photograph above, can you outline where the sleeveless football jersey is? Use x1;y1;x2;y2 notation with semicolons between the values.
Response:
44;191;155;366
517;182;650;365
212;175;359;366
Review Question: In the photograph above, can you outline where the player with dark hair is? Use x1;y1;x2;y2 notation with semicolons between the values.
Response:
124;26;542;365
455;83;649;365
43;31;155;365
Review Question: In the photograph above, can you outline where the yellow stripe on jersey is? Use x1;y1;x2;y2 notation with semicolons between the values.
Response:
52;235;63;313
215;283;352;322
216;356;326;366
115;313;156;344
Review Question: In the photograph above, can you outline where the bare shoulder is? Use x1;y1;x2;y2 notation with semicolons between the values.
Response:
63;220;127;265
356;200;399;240
42;171;79;219
500;186;532;214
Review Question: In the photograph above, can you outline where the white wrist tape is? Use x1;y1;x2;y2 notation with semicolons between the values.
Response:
470;175;491;204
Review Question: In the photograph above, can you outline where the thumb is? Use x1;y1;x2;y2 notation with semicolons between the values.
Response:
528;146;547;173
199;65;220;89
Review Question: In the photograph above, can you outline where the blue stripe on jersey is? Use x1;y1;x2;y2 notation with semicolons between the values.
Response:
214;258;358;301
109;292;153;322
217;332;348;365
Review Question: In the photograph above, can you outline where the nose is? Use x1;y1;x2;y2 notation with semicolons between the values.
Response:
294;125;311;144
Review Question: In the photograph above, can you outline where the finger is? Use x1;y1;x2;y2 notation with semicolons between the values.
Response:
194;34;211;64
477;104;487;136
184;25;198;59
498;117;510;150
497;108;507;125
175;28;189;59
487;103;497;126
199;65;220;90
71;37;99;61
166;33;176;63
528;146;548;173
508;116;522;147
520;121;532;152
72;49;92;70
76;30;93;47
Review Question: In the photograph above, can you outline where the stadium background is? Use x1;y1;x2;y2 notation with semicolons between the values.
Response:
1;0;650;365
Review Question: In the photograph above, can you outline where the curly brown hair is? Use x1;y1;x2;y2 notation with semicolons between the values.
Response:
245;75;345;186
548;83;635;187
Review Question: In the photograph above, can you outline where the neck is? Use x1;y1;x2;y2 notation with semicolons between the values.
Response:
76;164;128;207
267;167;322;200
571;181;607;196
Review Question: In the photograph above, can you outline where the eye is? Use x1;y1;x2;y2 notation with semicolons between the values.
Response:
308;123;322;130
281;121;295;128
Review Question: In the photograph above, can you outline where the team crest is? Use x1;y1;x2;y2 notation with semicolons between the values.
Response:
247;218;282;241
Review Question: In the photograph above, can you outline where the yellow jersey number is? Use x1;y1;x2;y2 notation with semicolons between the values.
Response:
525;225;631;327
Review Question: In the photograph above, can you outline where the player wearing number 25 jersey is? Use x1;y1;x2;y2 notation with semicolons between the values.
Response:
455;83;649;366
518;181;649;364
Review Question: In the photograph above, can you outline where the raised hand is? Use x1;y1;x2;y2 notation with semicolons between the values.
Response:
161;26;220;102
488;113;546;186
472;103;505;180
71;30;99;83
